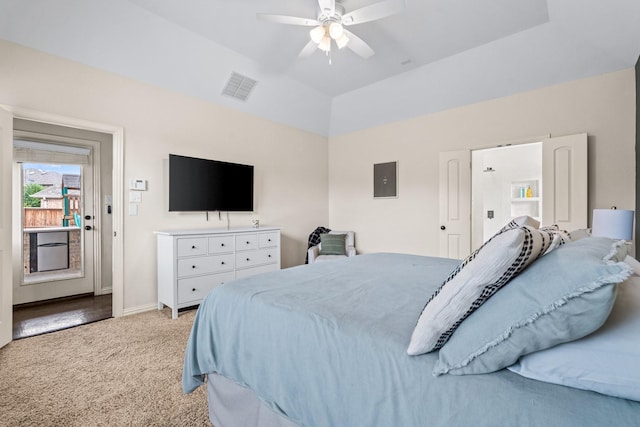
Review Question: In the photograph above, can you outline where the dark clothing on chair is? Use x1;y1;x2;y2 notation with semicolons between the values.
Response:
305;227;331;264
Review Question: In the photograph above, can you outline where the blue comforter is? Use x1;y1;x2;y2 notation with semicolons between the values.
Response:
183;253;640;427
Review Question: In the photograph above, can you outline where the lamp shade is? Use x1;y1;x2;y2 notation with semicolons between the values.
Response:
329;22;344;39
335;33;349;49
318;36;331;52
310;25;326;44
592;209;634;240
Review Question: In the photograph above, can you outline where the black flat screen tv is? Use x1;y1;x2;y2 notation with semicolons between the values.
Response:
169;154;254;212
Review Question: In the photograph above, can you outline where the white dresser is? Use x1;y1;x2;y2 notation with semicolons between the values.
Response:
156;227;281;319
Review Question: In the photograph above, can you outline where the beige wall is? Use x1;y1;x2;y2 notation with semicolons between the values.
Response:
0;40;328;312
328;69;636;256
1;38;635;312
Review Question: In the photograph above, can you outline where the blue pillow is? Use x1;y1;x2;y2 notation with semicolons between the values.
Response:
434;237;632;376
508;276;640;401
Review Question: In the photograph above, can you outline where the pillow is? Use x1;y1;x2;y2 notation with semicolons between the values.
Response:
407;225;554;355
507;276;640;401
434;237;632;375
568;228;591;242
539;225;571;253
319;233;346;256
498;215;540;232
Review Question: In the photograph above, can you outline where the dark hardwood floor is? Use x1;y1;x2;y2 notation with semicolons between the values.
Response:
13;293;112;340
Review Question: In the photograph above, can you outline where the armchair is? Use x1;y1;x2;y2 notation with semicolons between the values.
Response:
307;231;356;263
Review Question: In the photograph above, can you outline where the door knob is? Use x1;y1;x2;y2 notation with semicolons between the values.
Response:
440;225;446;230
85;225;92;231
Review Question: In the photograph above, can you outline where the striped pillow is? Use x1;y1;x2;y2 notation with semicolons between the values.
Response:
499;215;540;233
540;225;571;252
407;225;555;356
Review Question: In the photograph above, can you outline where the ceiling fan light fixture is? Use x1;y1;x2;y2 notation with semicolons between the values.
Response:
309;25;326;44
318;35;331;52
335;33;349;49
328;22;344;39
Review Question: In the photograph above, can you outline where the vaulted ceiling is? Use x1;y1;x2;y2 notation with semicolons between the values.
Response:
1;0;639;136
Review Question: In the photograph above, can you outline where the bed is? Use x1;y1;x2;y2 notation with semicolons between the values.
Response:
183;230;640;427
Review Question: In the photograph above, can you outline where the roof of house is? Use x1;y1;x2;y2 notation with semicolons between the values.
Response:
23;169;62;186
30;185;81;199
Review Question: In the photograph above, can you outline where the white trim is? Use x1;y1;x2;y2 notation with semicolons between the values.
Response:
122;303;158;317
14;139;92;156
3;104;125;317
90;140;102;297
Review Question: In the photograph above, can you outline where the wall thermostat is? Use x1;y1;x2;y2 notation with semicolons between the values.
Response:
129;179;147;191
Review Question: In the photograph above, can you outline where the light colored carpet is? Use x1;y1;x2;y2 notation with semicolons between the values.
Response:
0;308;211;426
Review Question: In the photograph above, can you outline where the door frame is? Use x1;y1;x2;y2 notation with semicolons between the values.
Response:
3;104;124;318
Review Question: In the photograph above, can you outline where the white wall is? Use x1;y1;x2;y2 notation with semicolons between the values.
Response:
328;69;636;256
0;40;329;312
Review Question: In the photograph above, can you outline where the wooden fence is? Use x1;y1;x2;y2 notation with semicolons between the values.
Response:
24;208;80;227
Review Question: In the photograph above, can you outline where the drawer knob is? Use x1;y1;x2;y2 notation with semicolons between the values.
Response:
221;243;225;247
221;261;225;265
191;245;196;249
268;239;271;242
246;241;250;244
268;254;271;258
192;265;196;269
192;288;196;292
246;258;250;261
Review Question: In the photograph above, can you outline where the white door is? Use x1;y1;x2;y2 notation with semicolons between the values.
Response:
438;150;471;259
542;133;588;230
1;107;13;348
15;159;95;304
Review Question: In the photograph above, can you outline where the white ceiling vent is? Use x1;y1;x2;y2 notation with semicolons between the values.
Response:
222;72;257;102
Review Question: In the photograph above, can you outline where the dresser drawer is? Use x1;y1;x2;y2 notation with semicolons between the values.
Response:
235;234;258;251
177;253;235;278
259;232;279;248
177;272;235;304
257;247;279;265
235;262;279;279
177;237;208;257
236;248;278;269
209;235;235;254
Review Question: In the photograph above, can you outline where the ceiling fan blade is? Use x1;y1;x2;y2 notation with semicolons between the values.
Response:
318;0;336;15
257;13;319;26
342;0;404;26
343;30;374;58
298;40;319;59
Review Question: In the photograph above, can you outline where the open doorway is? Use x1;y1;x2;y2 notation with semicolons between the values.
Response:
471;143;542;250
12;119;113;339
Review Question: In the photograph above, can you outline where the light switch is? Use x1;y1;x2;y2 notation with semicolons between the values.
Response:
129;192;142;203
129;203;138;216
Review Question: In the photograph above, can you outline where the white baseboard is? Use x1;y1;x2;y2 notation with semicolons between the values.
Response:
122;303;157;317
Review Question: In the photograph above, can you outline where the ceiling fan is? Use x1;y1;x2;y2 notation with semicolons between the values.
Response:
257;0;404;60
